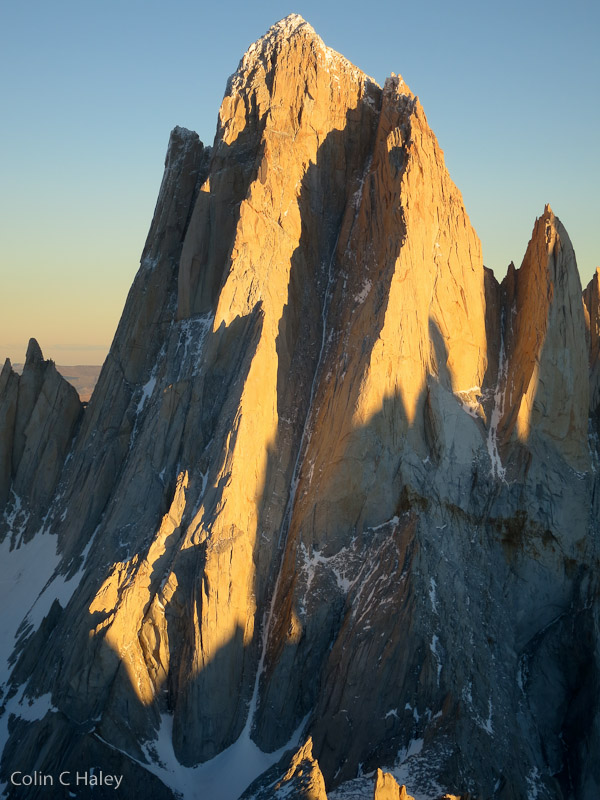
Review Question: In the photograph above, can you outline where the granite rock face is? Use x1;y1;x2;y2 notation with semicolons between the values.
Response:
0;13;598;800
241;737;328;800
0;340;82;524
584;266;600;416
373;769;415;800
495;206;589;470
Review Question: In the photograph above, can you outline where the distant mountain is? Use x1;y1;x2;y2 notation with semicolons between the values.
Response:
12;362;101;402
0;13;598;800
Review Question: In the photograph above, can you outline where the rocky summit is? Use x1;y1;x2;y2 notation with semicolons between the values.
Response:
0;13;598;800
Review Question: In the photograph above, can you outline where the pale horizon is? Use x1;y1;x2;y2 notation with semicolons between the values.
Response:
1;341;109;367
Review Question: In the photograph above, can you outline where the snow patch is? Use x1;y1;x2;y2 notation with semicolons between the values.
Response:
141;256;158;272
141;711;308;800
199;468;209;498
397;737;424;764
300;543;353;601
462;681;473;707
20;527;97;637
346;157;372;248
517;657;528;694
428;578;438;614
2;492;28;540
175;314;213;379
526;766;542;799
0;530;70;687
429;635;442;686
354;279;372;305
476;698;494;735
404;702;421;723
0;685;58;793
25;571;80;633
136;375;157;414
454;386;482;419
12;690;55;722
371;515;399;532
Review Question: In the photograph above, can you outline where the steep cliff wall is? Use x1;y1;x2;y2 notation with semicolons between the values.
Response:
0;14;598;800
0;339;82;522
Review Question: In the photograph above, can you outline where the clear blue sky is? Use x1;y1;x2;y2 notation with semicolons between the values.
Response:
1;0;598;364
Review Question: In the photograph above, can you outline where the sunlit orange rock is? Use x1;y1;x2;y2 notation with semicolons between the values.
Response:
496;205;589;469
373;769;415;799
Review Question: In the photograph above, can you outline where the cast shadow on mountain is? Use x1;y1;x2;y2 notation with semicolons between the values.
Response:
0;97;382;795
1;104;597;800
41;121;264;572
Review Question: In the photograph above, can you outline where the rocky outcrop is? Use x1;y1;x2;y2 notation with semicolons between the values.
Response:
437;795;474;800
242;738;328;799
0;339;82;527
583;266;600;416
373;770;414;800
494;206;589;471
0;359;19;507
0;13;598;800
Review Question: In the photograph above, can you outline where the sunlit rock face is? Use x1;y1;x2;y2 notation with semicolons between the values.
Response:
1;13;598;800
495;206;589;469
241;737;328;800
373;769;415;800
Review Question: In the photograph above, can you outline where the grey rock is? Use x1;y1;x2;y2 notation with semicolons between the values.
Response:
0;340;82;534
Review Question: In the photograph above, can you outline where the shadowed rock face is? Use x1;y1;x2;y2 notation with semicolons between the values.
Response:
11;364;102;403
0;340;82;521
0;13;599;800
583;267;600;417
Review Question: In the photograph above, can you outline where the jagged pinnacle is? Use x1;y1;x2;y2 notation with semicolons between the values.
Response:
25;337;44;365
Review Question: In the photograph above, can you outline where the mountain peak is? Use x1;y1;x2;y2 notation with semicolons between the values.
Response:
233;12;321;76
25;337;44;365
226;13;377;107
269;12;314;37
384;72;414;100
